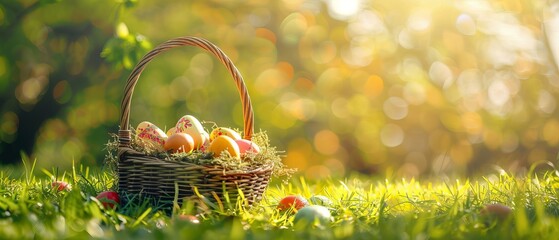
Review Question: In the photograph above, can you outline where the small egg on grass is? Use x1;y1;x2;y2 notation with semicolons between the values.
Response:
277;195;309;212
309;195;333;208
481;203;512;221
96;191;120;209
51;180;71;191
177;214;200;224
294;205;333;228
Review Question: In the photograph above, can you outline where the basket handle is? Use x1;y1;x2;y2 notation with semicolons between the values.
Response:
118;36;254;148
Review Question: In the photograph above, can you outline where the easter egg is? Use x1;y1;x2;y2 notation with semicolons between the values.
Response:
136;121;167;150
294;205;333;227
309;195;333;207
166;127;177;136
481;203;512;220
177;214;200;224
199;134;211;152
235;139;260;155
210;127;242;141
96;191;120;209
208;135;240;158
51;180;71;191
175;115;209;149
164;133;195;153
277;195;309;211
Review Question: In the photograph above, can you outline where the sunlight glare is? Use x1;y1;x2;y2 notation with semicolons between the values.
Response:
456;14;476;35
380;123;404;147
326;0;362;20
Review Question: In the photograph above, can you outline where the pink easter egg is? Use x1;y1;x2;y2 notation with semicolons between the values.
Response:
235;139;261;155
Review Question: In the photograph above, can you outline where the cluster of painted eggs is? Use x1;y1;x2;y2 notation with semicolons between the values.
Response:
135;115;260;159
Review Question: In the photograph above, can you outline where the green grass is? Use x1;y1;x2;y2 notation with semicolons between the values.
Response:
2;161;559;239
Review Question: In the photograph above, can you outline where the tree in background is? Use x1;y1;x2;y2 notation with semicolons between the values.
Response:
0;0;149;165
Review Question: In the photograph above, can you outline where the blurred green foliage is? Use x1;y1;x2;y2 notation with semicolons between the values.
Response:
1;0;559;179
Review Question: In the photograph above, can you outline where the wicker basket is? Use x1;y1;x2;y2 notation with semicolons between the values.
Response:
117;36;273;208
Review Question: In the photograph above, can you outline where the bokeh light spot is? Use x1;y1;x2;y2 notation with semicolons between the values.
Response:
294;77;314;92
313;130;340;155
16;77;48;105
488;80;510;106
310;40;337;64
383;97;408;120
397;163;420;179
331;97;349;119
347;95;370;117
461;111;483;135
326;0;361;20
363;75;384;98
348;10;386;36
280;93;317;120
1;112;18;143
255;27;277;43
403;82;426;105
456;14;476;35
280;12;308;44
380;123;404;147
249;8;272;27
405;151;427;173
53;80;72;104
457;69;482;96
255;68;290;95
324;158;346;176
407;9;432;32
284;138;313;169
429;61;454;89
537;90;556;114
305;165;331;180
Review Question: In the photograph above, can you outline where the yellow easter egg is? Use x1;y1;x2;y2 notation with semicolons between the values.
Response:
210;127;242;141
175;115;209;149
166;127;177;136
136;121;167;151
208;135;240;158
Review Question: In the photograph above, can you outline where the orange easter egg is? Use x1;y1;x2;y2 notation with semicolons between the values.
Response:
164;133;195;153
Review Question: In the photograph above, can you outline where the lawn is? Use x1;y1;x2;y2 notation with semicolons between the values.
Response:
1;160;559;239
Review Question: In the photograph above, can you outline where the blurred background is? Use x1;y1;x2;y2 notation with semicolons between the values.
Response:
1;0;559;179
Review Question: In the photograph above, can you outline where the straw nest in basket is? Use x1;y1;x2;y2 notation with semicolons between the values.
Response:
105;125;291;176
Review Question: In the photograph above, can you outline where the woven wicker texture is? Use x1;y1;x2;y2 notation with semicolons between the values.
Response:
117;36;272;207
